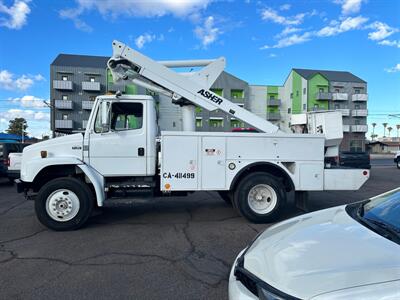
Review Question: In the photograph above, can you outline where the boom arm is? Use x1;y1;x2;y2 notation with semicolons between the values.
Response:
108;40;280;134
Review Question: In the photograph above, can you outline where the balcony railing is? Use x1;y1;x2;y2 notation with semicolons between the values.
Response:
332;93;348;101
315;92;332;100
352;94;368;101
82;101;94;110
336;109;350;116
352;109;368;117
267;99;281;106
55;120;73;129
351;125;368;132
53;80;73;90
342;125;350;132
82;81;101;91
267;112;281;120
54;100;73;109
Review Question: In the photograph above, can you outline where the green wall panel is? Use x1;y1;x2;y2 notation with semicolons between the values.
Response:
307;73;329;111
292;71;302;114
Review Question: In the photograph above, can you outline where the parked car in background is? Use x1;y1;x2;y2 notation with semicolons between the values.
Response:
339;151;371;169
395;151;400;169
229;187;400;300
0;143;27;182
7;152;22;181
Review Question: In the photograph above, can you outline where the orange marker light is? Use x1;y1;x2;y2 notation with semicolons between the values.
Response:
165;183;171;190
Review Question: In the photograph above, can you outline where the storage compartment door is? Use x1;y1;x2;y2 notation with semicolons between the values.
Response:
201;137;226;190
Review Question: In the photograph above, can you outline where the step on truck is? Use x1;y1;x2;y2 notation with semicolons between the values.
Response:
16;41;370;230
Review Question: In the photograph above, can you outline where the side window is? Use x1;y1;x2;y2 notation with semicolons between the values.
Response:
94;102;110;133
111;102;143;131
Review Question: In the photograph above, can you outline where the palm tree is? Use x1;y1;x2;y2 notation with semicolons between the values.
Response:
382;122;388;137
397;124;400;140
387;126;393;138
371;122;377;140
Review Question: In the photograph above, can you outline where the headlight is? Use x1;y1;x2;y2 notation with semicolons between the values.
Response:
257;286;286;300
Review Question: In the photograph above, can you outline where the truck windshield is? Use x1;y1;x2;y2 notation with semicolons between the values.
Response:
362;188;400;232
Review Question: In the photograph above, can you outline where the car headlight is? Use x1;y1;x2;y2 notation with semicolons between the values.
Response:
257;286;286;300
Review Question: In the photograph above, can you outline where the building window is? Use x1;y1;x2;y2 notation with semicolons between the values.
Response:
210;88;223;97
209;119;224;127
335;88;340;93
350;140;362;152
303;88;306;95
231;119;244;128
355;104;360;109
354;88;361;94
89;96;96;101
270;95;275;100
355;119;361;125
319;88;324;93
313;104;319;111
288;108;291;114
89;77;95;82
62;75;68;81
231;89;244;99
296;90;299;97
303;104;307;110
62;114;68;120
62;95;68;100
290;93;293;99
334;104;340;109
196;118;203;127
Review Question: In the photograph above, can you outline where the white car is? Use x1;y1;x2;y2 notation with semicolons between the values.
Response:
229;188;400;300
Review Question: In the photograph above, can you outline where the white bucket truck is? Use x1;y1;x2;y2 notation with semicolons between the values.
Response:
16;41;369;230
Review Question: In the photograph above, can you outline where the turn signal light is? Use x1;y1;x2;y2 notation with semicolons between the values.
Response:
40;151;47;158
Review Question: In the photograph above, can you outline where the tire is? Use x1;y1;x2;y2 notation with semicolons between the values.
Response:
35;177;94;231
218;191;233;206
397;160;400;169
233;172;286;223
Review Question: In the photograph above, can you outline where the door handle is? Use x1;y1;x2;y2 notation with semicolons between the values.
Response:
138;148;145;156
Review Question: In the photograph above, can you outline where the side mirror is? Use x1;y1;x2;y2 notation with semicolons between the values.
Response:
101;101;110;132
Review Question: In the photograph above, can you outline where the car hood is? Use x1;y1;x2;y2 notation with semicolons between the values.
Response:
244;206;400;299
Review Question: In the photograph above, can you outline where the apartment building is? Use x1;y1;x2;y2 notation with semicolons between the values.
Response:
278;68;368;152
50;55;367;151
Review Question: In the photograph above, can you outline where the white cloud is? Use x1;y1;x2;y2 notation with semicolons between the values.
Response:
340;0;363;15
367;21;398;41
0;0;31;29
316;15;368;37
60;0;212;31
194;16;220;48
0;70;45;91
378;39;400;48
279;4;291;11
10;95;47;108
0;109;50;121
276;26;302;38
384;63;400;73
135;33;155;49
261;7;306;26
269;53;277;58
261;32;313;49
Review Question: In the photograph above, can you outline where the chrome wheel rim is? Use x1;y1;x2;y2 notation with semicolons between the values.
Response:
247;184;277;214
46;189;80;222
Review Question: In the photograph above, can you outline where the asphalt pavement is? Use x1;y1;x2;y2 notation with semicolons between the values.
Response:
0;162;399;300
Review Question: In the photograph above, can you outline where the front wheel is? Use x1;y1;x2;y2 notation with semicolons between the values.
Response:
234;172;286;223
35;177;94;231
397;160;400;169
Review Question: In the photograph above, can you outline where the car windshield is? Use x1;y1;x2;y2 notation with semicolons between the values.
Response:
362;188;400;232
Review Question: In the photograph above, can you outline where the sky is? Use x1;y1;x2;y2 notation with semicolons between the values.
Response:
0;0;399;138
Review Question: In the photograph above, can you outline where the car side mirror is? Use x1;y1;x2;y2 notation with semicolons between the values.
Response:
101;101;110;132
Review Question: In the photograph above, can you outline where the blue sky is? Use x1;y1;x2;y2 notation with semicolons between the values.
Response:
0;0;399;138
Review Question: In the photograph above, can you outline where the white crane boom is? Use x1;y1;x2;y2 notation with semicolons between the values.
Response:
107;40;280;134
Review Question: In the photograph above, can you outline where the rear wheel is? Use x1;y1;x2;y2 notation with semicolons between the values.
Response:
35;177;94;231
234;172;286;223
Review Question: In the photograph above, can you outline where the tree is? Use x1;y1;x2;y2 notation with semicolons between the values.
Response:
382;122;388;137
387;126;393;138
6;118;28;136
371;123;377;140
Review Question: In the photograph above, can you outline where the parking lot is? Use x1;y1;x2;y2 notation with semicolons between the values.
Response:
0;162;399;300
